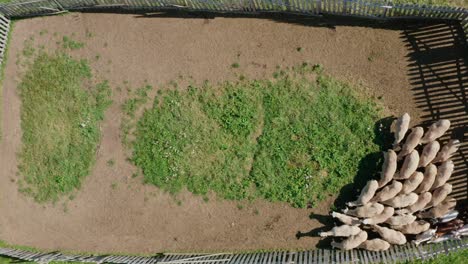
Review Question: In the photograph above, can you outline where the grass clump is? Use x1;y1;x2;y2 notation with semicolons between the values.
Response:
61;36;85;50
18;52;112;202
129;64;381;207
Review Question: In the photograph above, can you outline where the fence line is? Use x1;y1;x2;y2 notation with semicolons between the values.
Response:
0;0;466;40
0;238;467;263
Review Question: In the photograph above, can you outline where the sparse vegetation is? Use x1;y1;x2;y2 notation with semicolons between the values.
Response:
61;36;84;50
231;62;240;68
128;64;382;207
17;49;112;202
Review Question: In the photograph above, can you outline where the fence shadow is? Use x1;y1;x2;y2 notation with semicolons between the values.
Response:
402;21;468;205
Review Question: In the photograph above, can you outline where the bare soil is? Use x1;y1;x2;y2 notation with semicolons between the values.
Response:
0;13;424;254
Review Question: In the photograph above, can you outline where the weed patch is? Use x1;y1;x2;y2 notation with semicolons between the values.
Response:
18;51;112;202
128;64;381;207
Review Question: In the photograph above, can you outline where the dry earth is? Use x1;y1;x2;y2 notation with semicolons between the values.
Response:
0;13;425;254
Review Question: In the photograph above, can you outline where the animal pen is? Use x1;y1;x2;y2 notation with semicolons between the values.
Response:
0;0;466;263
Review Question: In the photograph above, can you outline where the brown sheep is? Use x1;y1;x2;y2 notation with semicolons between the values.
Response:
357;239;391;251
419;141;440;167
347;180;379;207
362;207;394;225
398;127;424;159
418;198;456;218
319;225;362;237
331;231;368;250
415;164;437;193
393;220;430;235
396;192;432;215
382;192;418;208
385;214;417;226
371;181;403;202
427;184;452;208
430;160;454;190
433;140;460;163
343;203;384;218
400;171;424;194
331;212;360;226
372;225;407;245
395;150;419;180
421;120;451;144
378;150;397;187
393;113;410;148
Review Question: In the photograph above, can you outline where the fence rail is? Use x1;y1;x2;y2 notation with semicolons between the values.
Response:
0;238;467;263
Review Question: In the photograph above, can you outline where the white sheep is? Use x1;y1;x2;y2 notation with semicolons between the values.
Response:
393;113;410;148
331;212;360;226
347;180;379;207
372;225;407;245
343;203;384;218
331;231;368;250
413;229;436;245
400;171;424;194
395;150;419;180
357;239;391;251
393;220;430;235
371;181;403;202
415;164;437;193
385;214;417;226
398;127;424;159
418;198;456;218
433;140;460;163
378;150;397;187
421;120;451;144
382;192;418;208
430;160;454;190
396;192;432;214
427;184;452;208
362;207;394;225
319;225;362;237
419;141;440;167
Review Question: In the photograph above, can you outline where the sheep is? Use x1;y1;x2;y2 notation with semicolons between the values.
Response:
398;127;424;159
331;231;368;250
393;220;430;235
347;180;379;207
396;192;432;215
439;210;459;223
433;140;460;163
418;141;440;167
319;225;362;237
393;113;410;148
343;203;384;218
395;150;419;180
382;192;418;208
415;164;437;193
435;219;464;237
418;198;456;218
331;211;360;226
362;207;394;225
400;171;424;194
378;150;397;187
385;214;417;226
357;239;391;251
413;229;436;245
372;225;407;245
371;181;403;202
421;120;451;144
427;184;452;208
430;160;454;190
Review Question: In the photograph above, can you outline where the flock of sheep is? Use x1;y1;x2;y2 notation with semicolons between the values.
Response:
319;113;466;251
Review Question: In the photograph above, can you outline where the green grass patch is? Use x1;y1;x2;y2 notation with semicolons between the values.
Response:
128;64;381;208
17;51;112;202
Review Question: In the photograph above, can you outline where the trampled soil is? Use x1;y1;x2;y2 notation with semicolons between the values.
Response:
0;12;427;254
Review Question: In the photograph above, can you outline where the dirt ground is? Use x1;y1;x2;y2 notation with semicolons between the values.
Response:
0;13;425;254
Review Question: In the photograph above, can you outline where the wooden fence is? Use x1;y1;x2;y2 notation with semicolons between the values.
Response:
0;238;467;263
0;0;466;263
